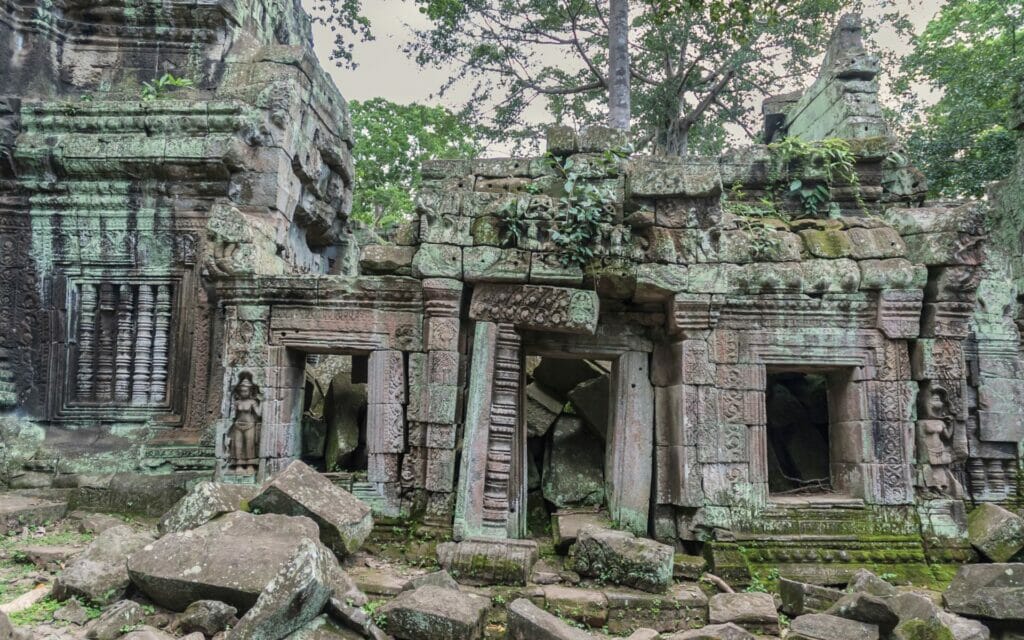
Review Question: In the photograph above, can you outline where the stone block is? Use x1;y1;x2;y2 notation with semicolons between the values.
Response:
858;258;927;290
0;496;67;534
526;381;564;438
967;503;1024;562
944;563;1024;621
579;125;629;152
789;613;879;640
847;226;906;259
629;158;722;197
469;283;599;334
546;126;580;156
545;585;609;627
569;526;674;593
530;253;585;286
664;623;756;639
567;375;610;441
412;243;462;279
380;585;490;640
436;539;538;586
708;592;779;635
542;416;605;508
507;598;593;640
604;583;709;634
826;593;899;634
54;525;154;605
359;244;416;274
551;511;613;552
635;263;688;302
800;228;853;258
778;578;844;616
158;481;258;535
463;246;530;282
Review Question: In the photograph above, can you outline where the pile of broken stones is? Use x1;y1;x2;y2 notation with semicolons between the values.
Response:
1;460;1023;640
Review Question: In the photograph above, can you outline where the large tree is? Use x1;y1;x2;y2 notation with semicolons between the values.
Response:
895;0;1023;198
404;0;857;155
349;99;481;228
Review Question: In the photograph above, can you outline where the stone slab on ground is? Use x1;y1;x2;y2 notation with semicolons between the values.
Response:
177;600;237;636
379;585;490;640
346;566;409;596
127;511;321;611
551;511;612;552
72;512;125;535
53;524;154;605
544;585;608;627
967;503;1024;563
826;593;899;634
436;538;538;586
778;577;844;616
604;583;709;634
944;563;1024;621
569;526;673;594
789;613;879;640
673;553;707;581
17;544;80;571
662;623;757;639
120;627;176;640
249;460;373;558
86;600;145;640
506;598;594;640
708;592;779;635
326;597;389;640
847;569;898;597
0;495;67;534
227;538;335;640
401;570;459;592
158;481;258;535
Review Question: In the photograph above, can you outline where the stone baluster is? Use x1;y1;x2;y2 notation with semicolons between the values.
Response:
150;284;171;403
76;283;97;401
132;284;154;404
114;284;135;402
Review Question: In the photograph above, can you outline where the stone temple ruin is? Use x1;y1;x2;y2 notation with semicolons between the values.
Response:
2;0;1024;598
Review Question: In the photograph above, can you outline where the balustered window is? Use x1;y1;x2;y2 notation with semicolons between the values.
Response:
71;281;175;407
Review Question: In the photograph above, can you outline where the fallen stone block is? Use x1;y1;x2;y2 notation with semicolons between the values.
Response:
73;512;125;535
604;583;709;634
542;416;606;509
86;600;146;640
157;481;258;535
944;563;1024;622
227;538;335;640
347;566;409;596
128;511;321;611
551;511;612;552
326;597;389;640
778;577;844;616
827;593;899;634
289;613;372;639
249;460;373;558
662;623;757;639
891;618;956;640
436;538;538;586
533;358;604;397
544;585;608;627
0;495;67;534
506;598;594;640
53;524;154;605
569;526;673;594
401;570;459;592
847;568;897;597
54;598;90;625
788;613;879;640
121;627;176;640
380;585;490;640
526;382;564;438
177;600;237;636
673;553;706;581
967;503;1024;563
567;375;610;442
708;592;779;635
17;544;80;571
628;630;660;640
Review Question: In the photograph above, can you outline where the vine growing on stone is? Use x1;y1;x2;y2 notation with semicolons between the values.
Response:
768;136;862;218
140;73;194;102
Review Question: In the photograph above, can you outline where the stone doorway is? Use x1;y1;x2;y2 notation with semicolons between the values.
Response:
298;355;370;477
765;371;832;495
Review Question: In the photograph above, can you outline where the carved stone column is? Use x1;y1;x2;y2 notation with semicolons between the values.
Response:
367;349;406;516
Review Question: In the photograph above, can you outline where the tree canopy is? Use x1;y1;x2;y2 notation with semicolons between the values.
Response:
348;98;481;228
896;0;1024;198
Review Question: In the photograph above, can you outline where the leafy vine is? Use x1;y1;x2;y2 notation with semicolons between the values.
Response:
767;136;863;218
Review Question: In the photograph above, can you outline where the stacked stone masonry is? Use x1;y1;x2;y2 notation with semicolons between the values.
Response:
1;4;1023;584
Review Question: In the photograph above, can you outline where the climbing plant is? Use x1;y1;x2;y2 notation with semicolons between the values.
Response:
497;146;631;267
767;136;861;218
140;73;193;101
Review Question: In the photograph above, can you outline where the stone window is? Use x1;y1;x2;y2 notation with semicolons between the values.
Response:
69;281;176;407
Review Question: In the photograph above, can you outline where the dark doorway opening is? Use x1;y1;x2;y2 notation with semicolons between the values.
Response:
765;371;832;495
299;354;368;475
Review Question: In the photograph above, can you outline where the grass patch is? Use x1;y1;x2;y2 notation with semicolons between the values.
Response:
8;596;61;625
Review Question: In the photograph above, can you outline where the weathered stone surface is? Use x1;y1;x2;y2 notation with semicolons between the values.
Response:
128;511;321;611
228;538;335;640
380;586;489;640
663;623;757;639
507;598;594;640
627;629;660;640
436;539;538;586
0;496;67;534
533;359;604;397
891;619;955;640
158;481;258;535
567;375;611;441
847;569;898;597
604;583;709;634
286;615;364;639
542;416;605;508
121;627;176;640
967;503;1024;563
827;593;898;633
74;513;127;535
887;593;989;640
552;512;613;552
789;613;879;640
325;597;388;640
944;563;1024;621
569;526;673;594
53;524;154;605
86;600;146;640
249;460;373;558
708;593;779;635
178;600;238;636
545;585;608;627
778;578;844;616
17;544;81;571
401;570;459;592
526;382;564;438
54;598;91;625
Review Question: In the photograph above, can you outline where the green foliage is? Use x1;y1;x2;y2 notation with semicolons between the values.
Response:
9;596;61;626
497;147;628;266
308;0;374;70
895;0;1023;197
744;567;780;593
721;183;786;260
768;137;861;218
349;98;480;228
140;74;193;101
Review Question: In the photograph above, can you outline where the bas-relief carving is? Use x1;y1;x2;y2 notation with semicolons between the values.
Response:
916;384;963;498
225;371;262;475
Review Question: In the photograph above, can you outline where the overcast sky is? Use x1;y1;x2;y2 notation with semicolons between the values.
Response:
304;1;944;152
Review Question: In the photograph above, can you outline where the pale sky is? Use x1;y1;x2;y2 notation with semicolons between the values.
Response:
304;1;945;153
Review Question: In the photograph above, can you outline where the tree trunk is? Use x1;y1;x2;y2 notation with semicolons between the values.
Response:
607;0;630;130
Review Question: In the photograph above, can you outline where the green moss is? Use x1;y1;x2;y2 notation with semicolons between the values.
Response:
894;619;955;640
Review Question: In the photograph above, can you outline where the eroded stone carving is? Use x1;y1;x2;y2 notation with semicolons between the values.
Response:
225;372;262;475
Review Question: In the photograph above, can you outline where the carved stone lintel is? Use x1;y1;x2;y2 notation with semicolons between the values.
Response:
469;283;598;335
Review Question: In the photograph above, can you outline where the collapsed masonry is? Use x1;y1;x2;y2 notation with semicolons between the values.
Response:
1;5;1023;584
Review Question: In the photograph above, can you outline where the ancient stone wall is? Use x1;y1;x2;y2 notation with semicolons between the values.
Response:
0;0;353;476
